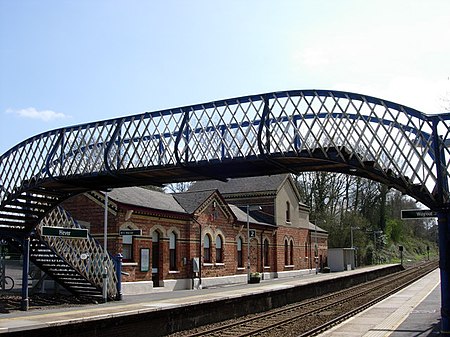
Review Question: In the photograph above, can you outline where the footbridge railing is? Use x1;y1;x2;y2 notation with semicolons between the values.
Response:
1;90;450;235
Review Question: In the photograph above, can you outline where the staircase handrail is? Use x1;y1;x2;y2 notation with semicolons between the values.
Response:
36;206;118;298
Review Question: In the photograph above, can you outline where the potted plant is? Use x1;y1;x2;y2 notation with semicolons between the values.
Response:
249;272;261;284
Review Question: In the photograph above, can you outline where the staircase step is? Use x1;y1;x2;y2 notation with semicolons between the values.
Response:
27;232;113;300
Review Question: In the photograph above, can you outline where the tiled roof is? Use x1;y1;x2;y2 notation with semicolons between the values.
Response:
308;223;328;233
107;186;187;214
104;186;282;228
189;174;289;195
172;190;216;214
229;205;276;227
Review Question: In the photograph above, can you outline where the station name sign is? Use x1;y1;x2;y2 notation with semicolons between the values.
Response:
401;209;437;219
42;226;88;238
119;229;142;236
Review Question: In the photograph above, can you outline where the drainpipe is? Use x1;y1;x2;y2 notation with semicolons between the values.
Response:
260;230;265;280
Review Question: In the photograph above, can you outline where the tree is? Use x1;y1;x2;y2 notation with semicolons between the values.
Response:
296;171;436;264
164;181;193;193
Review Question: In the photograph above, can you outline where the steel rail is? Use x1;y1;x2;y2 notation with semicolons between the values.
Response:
177;261;438;337
300;261;438;336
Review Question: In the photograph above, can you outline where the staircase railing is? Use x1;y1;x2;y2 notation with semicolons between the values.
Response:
36;206;118;298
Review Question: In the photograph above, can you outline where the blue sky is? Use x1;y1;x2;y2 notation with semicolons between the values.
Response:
1;0;450;154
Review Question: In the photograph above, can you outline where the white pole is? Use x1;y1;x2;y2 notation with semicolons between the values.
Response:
103;190;108;303
315;222;318;274
351;227;354;248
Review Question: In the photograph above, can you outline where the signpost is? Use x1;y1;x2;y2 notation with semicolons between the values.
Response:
41;226;88;239
401;209;437;219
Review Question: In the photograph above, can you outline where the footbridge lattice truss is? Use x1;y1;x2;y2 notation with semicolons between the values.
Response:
1;89;450;235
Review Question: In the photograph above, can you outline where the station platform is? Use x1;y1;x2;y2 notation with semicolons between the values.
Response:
0;264;440;336
319;268;441;337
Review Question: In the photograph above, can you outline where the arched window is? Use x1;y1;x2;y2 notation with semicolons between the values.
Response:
216;235;223;263
237;237;243;267
290;240;294;265
286;201;291;222
169;231;177;271
204;234;211;263
264;239;269;267
284;239;289;265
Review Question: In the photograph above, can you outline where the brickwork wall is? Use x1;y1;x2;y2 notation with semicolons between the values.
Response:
274;226;310;271
62;188;327;285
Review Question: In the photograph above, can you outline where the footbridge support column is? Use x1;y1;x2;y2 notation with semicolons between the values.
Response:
20;235;30;311
438;211;450;334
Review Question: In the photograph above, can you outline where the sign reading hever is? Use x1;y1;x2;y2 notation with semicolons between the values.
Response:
401;209;437;219
42;226;88;238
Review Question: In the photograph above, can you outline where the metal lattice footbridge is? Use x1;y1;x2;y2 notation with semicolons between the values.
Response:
1;90;450;327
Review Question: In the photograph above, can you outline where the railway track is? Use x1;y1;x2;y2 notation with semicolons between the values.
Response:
169;261;438;337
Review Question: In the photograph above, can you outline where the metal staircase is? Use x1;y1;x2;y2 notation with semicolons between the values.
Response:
29;206;118;300
29;237;103;297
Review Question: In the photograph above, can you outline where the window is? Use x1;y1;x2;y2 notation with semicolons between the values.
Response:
284;240;289;265
305;242;308;258
216;235;223;263
285;201;291;222
204;234;211;263
122;235;133;261
264;239;269;267
290;240;294;265
237;237;243;267
169;231;177;271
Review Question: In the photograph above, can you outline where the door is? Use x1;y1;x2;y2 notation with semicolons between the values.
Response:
152;231;161;287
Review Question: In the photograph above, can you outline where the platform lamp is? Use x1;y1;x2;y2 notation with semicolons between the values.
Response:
351;227;360;268
103;188;112;303
314;220;325;275
315;222;318;274
246;205;261;283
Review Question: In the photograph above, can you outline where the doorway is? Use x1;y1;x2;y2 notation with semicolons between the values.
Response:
152;231;161;287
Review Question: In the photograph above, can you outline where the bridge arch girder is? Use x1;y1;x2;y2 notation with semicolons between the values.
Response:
0;89;449;234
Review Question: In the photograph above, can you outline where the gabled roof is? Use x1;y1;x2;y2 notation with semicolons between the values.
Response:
107;186;187;214
172;190;217;214
189;174;290;195
104;186;278;229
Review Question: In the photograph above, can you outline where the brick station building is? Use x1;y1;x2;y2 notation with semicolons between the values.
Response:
62;174;328;293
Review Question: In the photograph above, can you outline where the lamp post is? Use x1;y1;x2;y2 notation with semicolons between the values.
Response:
372;230;383;264
351;227;360;268
103;189;110;303
350;226;360;249
315;222;318;274
313;219;325;274
246;205;260;283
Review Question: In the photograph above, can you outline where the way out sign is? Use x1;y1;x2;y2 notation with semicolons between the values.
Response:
42;226;88;239
401;209;437;219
